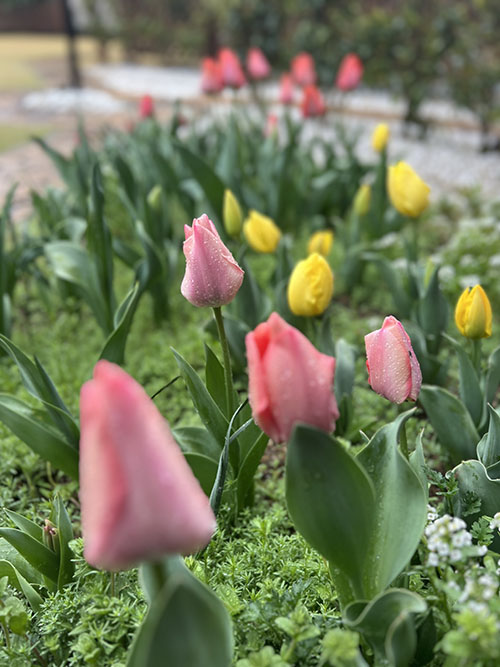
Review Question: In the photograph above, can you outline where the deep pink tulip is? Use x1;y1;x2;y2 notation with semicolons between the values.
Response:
218;48;246;89
79;361;216;570
301;84;326;118
201;57;223;94
139;94;154;118
279;73;294;104
246;47;271;80
365;316;422;404
181;214;244;308
336;53;363;91
291;52;316;87
246;312;339;443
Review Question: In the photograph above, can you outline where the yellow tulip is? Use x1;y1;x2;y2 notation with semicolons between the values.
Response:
287;253;334;317
223;189;243;238
243;210;281;253
455;285;492;339
307;230;334;257
353;184;371;216
371;123;389;152
387;161;430;218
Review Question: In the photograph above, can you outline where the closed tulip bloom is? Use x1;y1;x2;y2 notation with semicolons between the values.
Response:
455;285;492;339
291;52;316;87
279;73;294;104
80;361;216;570
223;189;243;237
336;53;363;91
287;253;334;317
201;57;223;94
246;47;271;80
265;113;278;138
246;312;339;443
243;210;281;253
218;48;246;89
365;316;422;404
387;161;430;217
301;85;326;118
353;184;371;216
372;123;389;152
307;230;334;257
139;94;154;118
181;214;244;307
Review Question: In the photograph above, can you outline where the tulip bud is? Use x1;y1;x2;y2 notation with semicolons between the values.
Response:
200;57;223;94
246;47;271;80
245;312;339;443
291;52;316;87
43;520;59;555
335;53;363;91
243;210;281;253
387;161;430;218
139;94;154;119
287;253;334;317
307;230;334;257
79;361;216;570
218;48;246;89
147;184;162;211
455;285;492;339
371;123;389;152
353;183;371;216
364;315;422;404
223;189;243;237
300;85;326;118
181;214;244;308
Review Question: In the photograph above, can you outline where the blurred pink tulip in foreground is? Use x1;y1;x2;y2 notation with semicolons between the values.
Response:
79;361;216;570
246;312;339;443
291;52;316;87
246;47;271;80
219;48;246;89
336;53;363;91
201;57;223;94
365;315;422;404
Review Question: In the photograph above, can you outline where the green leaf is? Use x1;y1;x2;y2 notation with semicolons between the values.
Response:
184;453;218;497
5;511;42;542
477;405;500;468
175;143;225;222
51;495;74;589
385;611;417;667
357;411;427;597
486;346;500;405
0;394;79;479
364;254;411;318
128;561;233;667
205;345;226;414
234;259;271;330
334;339;356;403
286;425;375;599
419;385;479;463
417;266;449;354
409;431;428;495
444;334;484;428
236;431;268;512
172;426;221;461
0;529;59;582
453;459;500;526
99;282;142;365
0;560;43;610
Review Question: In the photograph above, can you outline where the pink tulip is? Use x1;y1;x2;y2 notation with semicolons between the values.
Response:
218;48;246;89
291;52;316;87
246;47;271;80
181;214;244;308
301;84;326;118
201;57;223;94
279;73;294;104
336;53;363;91
246;312;339;443
79;361;216;570
365;316;422;404
139;94;154;118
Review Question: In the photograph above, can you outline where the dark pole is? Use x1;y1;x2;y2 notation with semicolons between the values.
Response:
61;0;82;88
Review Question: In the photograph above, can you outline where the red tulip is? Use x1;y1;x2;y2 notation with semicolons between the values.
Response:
291;52;316;87
218;48;246;89
336;53;363;91
79;361;216;570
201;57;223;94
181;214;244;308
246;47;271;80
301;84;326;118
365;316;422;404
246;312;339;443
279;73;294;104
139;94;154;118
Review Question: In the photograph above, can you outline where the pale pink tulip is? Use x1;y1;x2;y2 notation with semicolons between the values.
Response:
336;53;363;91
139;94;154;118
246;47;271;80
301;84;326;117
181;214;244;308
279;73;294;104
79;361;216;570
201;57;223;94
246;312;339;443
365;316;422;404
291;52;316;87
218;48;246;89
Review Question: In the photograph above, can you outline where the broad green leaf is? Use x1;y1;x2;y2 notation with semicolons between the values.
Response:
444;334;484;428
357;411;427;597
486;346;500;405
419;385;479;463
99;282;142;365
334;338;356;403
409;431;428;495
129;560;233;667
0;560;43;610
5;511;42;542
0;529;59;582
175;143;225;222
0;394;79;479
184;453;218;497
173;426;221;461
385;611;417;667
236;431;268;511
417;266;449;354
477;405;500;468
453;459;500;523
205;345;226;415
51;495;74;589
286;425;375;599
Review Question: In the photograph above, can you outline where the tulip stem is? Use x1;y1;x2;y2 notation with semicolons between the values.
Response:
213;307;235;420
471;339;482;375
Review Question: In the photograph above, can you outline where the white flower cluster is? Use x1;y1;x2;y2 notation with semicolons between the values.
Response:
490;512;500;533
425;514;487;568
459;569;498;606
